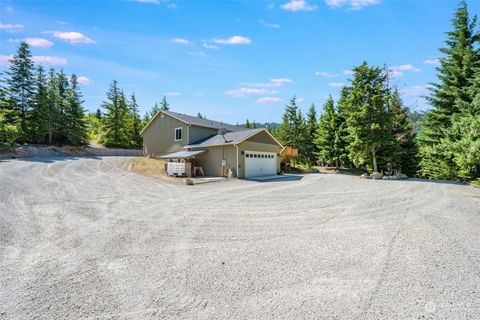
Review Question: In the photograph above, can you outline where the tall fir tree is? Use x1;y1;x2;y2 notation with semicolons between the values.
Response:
46;69;58;144
30;66;50;143
344;62;396;173
65;74;87;145
418;0;480;179
160;96;169;110
101;81;133;148
278;96;307;162
304;104;319;165
315;96;343;168
130;92;143;148
54;70;70;144
5;42;36;141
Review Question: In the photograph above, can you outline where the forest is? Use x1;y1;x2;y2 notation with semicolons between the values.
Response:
0;1;479;184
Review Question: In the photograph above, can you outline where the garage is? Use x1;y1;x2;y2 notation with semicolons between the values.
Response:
244;151;277;178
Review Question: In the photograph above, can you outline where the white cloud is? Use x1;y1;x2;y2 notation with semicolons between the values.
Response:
171;38;192;45
328;82;345;88
242;78;293;88
316;71;340;78
401;85;431;97
187;51;207;57
135;0;161;3
6;6;14;12
257;97;284;105
424;58;440;66
9;37;53;48
203;43;219;49
53;31;95;44
224;88;274;97
32;55;68;65
281;0;317;11
390;64;421;72
56;20;68;25
77;76;92;85
164;92;181;96
259;20;281;28
212;36;251;45
0;55;13;65
167;3;177;8
0;23;24;30
325;0;381;10
342;69;353;75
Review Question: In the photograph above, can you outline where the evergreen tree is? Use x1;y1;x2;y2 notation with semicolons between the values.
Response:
244;119;251;128
46;69;58;144
418;1;480;179
253;120;257;129
54;71;69;144
278;96;307;162
389;89;418;176
130;92;142;148
304;104;319;165
315;96;342;168
30;66;49;143
344;62;396;173
101;81;132;148
95;108;102;120
160;96;169;110
0;76;19;144
197;112;205;119
5;42;36;141
65;74;87;145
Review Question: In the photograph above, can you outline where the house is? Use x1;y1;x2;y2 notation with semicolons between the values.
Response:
141;110;284;178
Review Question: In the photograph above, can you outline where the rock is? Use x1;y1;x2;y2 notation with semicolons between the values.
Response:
398;173;408;179
185;178;194;185
360;173;371;179
371;172;383;180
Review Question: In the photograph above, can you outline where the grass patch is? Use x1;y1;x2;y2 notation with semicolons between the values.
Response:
131;157;167;178
470;179;480;188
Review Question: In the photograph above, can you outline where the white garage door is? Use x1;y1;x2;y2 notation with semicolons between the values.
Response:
245;151;277;178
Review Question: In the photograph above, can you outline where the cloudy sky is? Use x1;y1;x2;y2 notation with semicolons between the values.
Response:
1;0;477;123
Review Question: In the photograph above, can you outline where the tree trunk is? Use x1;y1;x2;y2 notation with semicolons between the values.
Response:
372;145;378;173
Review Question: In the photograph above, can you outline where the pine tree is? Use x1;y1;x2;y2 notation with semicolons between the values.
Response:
278;96;307;162
418;1;480;179
244;119;251;128
46;69;58;144
95;108;102;120
101;80;132;148
253;121;257;129
315;96;342;168
388;89;418;176
304;104;319;165
54;71;69;144
5;42;36;141
65;74;87;145
344;62;396;173
130;92;142;148
160;96;169;110
30;66;50;143
0;75;19;144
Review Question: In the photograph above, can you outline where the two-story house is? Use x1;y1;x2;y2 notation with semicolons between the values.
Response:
141;110;284;178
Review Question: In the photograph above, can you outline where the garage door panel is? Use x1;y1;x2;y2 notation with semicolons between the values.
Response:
245;151;277;178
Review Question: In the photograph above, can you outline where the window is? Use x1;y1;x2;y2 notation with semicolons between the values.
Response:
174;127;182;141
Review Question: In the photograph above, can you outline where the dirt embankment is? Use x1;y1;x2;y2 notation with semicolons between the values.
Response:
0;144;143;159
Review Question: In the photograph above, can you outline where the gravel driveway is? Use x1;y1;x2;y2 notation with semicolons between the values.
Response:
1;157;479;319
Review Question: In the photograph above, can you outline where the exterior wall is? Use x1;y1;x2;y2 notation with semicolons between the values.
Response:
193;145;237;177
143;113;188;156
237;132;282;178
189;125;217;144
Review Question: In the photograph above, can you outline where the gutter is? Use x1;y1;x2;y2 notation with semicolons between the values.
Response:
234;144;239;178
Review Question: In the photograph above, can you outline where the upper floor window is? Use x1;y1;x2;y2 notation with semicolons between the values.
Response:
175;127;182;141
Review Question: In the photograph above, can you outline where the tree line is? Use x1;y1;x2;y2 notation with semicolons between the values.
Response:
273;1;479;183
0;42;168;149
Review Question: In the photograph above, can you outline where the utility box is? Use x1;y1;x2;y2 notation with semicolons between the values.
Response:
166;162;192;177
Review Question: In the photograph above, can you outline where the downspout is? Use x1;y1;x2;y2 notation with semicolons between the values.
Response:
234;144;239;178
186;124;191;146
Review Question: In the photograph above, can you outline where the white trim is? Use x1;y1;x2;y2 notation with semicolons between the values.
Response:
174;127;183;141
234;144;239;178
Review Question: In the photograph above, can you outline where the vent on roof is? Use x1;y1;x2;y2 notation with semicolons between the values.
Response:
218;127;228;135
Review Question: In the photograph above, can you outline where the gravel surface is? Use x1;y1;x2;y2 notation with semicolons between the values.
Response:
1;157;479;320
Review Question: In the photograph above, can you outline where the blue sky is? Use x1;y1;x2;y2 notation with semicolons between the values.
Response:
1;0;479;123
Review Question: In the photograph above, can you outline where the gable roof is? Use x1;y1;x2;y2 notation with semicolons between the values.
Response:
141;110;247;135
186;128;283;149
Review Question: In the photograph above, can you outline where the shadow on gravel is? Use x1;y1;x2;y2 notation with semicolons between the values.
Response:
0;156;102;163
247;174;304;183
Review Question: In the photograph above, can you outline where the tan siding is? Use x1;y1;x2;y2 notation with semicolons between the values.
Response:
189;126;217;144
142;113;188;156
193;145;237;177
237;139;282;178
